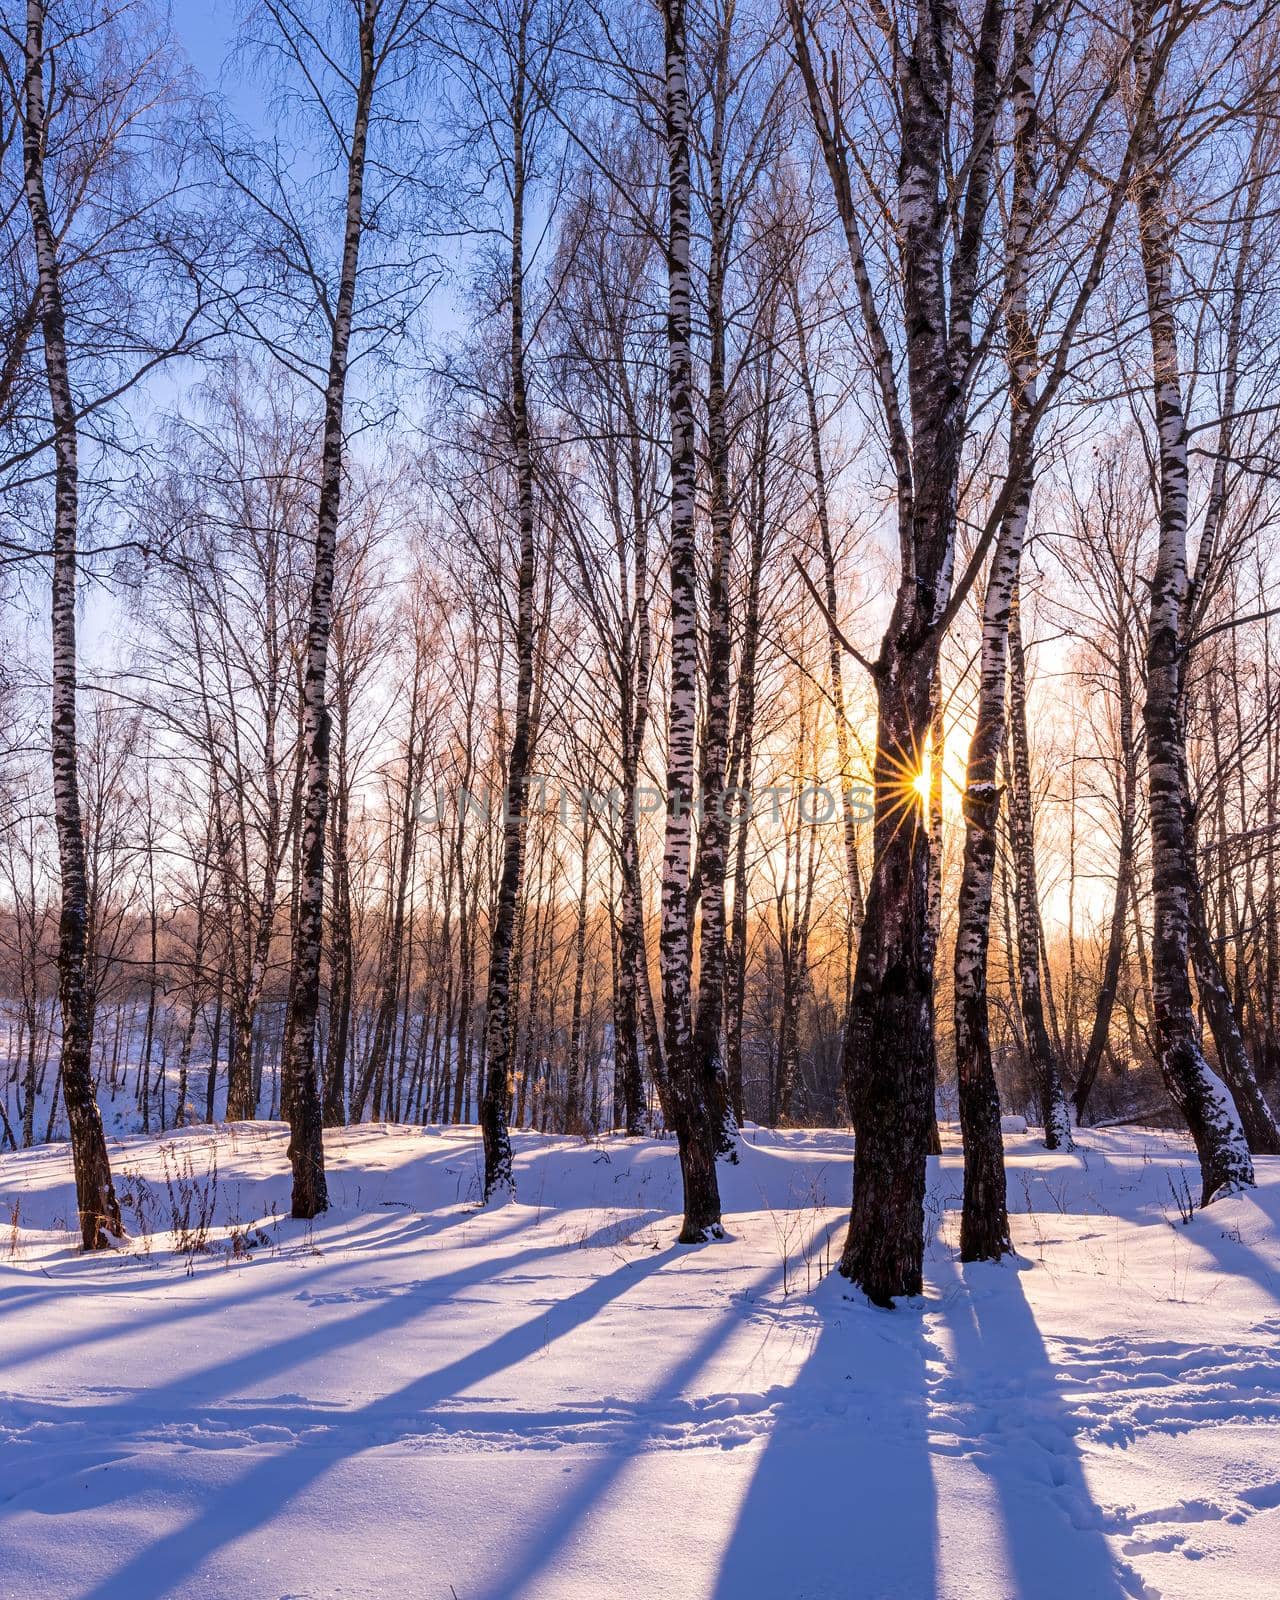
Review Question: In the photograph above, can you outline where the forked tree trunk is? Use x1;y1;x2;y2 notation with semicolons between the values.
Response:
21;0;121;1250
659;0;723;1241
1133;12;1253;1203
788;0;1010;1302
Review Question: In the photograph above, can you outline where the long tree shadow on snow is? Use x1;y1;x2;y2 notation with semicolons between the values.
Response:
712;1249;1140;1600
42;1236;680;1600
467;1217;849;1600
710;1272;939;1599
1;1188;669;1379
932;1252;1140;1600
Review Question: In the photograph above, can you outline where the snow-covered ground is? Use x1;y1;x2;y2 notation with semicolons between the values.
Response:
2;1123;1279;1599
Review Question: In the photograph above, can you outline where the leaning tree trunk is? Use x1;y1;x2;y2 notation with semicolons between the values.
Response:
21;0;120;1250
659;0;723;1241
480;22;537;1201
1007;583;1073;1149
280;2;383;1220
1133;21;1253;1202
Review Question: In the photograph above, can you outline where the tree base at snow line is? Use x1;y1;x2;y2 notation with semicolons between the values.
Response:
290;1174;328;1219
956;1035;1011;1264
678;1220;726;1244
287;1097;329;1221
674;1128;723;1243
839;998;934;1305
63;1066;124;1251
75;1178;124;1252
958;1134;1011;1263
481;1109;515;1204
839;854;936;1306
1160;1038;1254;1206
1041;1074;1075;1153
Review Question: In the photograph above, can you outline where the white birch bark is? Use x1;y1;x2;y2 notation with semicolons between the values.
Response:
659;0;723;1240
20;0;121;1249
1132;2;1253;1202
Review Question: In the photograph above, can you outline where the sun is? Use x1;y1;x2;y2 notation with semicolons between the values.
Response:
912;757;931;802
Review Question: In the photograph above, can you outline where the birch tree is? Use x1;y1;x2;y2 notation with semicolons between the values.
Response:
1130;0;1266;1201
6;0;206;1245
221;0;436;1216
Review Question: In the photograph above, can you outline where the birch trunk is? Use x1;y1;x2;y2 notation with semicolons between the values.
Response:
659;0;723;1241
957;0;1049;1193
21;0;121;1249
325;668;355;1125
615;372;658;1134
1132;10;1253;1202
951;1;1046;1214
1188;869;1280;1152
953;529;1019;1259
1007;583;1073;1149
691;27;738;1163
480;13;537;1200
281;1;383;1218
1074;636;1139;1120
725;351;771;1124
1176;148;1279;1155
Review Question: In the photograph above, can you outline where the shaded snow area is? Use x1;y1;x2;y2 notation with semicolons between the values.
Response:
3;1126;1280;1598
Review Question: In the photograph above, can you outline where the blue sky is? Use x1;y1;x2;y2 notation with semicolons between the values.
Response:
172;4;232;87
